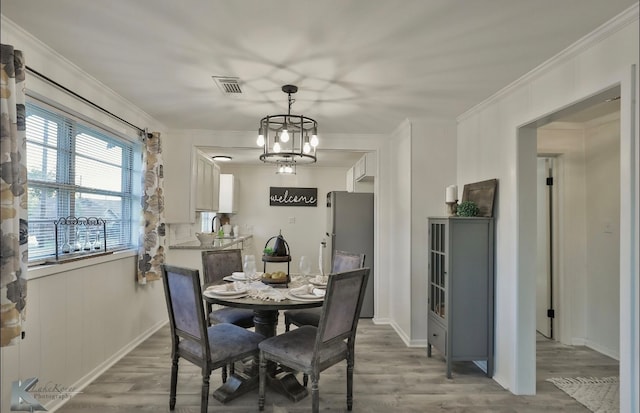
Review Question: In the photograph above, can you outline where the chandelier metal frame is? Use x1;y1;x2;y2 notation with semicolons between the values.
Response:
258;85;318;167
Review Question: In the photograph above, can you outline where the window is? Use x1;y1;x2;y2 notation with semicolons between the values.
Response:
26;102;140;262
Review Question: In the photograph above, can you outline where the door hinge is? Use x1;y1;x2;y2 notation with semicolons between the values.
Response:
547;309;555;318
546;177;554;186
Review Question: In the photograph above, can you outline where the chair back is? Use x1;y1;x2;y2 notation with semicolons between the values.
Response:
161;264;209;360
316;267;370;349
331;250;365;272
201;249;243;284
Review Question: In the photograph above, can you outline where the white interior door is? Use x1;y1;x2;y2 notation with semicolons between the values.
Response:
536;157;552;338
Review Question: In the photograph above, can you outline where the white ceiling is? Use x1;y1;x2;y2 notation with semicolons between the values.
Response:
1;0;635;166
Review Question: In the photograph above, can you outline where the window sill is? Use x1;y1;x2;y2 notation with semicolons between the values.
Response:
27;249;138;280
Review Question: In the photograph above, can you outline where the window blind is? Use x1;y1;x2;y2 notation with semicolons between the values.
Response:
26;103;138;262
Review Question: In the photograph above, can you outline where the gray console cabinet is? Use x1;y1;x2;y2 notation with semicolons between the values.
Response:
427;217;494;378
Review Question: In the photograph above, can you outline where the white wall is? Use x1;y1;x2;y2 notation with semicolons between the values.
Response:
1;18;168;412
388;121;413;338
409;119;457;345
585;115;621;358
380;118;457;346
457;8;638;413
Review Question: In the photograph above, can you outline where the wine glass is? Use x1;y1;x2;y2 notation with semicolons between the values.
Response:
299;255;311;277
93;232;102;250
61;227;71;254
243;254;257;282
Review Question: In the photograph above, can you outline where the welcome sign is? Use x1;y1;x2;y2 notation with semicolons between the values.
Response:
269;187;318;207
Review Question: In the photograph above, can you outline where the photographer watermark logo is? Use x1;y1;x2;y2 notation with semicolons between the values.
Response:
11;377;82;411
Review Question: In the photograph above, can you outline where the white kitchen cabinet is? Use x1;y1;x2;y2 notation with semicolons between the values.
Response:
355;152;376;182
346;167;355;192
218;174;238;213
164;142;219;223
195;150;220;212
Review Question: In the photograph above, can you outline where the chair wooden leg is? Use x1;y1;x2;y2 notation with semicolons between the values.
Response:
347;356;354;410
258;353;266;411
221;365;227;383
169;356;178;410
200;373;210;413
303;373;308;387
311;373;320;413
230;361;235;376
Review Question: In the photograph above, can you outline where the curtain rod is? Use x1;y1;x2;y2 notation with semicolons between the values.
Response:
26;65;148;136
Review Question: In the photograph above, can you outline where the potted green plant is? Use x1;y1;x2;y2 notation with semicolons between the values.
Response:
457;200;479;217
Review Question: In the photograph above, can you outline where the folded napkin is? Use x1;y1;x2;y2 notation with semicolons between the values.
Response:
206;282;245;293
290;284;325;297
246;287;285;302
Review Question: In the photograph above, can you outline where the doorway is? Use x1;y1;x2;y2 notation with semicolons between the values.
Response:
533;86;621;359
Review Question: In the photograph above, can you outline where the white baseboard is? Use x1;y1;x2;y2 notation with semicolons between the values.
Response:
46;319;168;412
372;317;429;348
571;337;620;361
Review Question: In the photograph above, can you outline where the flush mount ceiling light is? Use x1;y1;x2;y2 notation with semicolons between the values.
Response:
212;155;232;162
275;160;296;175
257;85;318;171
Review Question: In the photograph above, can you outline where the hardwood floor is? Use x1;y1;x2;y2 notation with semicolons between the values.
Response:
58;321;618;412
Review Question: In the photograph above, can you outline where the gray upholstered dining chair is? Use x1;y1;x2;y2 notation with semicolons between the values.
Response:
258;267;371;413
284;250;365;332
202;249;256;382
201;249;255;328
160;264;263;413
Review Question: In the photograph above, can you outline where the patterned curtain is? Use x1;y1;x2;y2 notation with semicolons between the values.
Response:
0;44;28;347
137;131;165;284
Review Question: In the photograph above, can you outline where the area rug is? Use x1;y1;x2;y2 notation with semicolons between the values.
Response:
546;376;619;413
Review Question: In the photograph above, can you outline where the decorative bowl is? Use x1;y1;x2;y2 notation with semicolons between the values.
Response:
196;232;216;245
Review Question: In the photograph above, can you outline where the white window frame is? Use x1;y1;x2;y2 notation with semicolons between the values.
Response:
25;99;141;264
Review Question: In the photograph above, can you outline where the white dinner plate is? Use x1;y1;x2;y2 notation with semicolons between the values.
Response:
309;280;327;287
203;290;248;299
286;291;324;302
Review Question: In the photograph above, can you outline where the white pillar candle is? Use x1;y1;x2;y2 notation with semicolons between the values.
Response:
446;185;458;203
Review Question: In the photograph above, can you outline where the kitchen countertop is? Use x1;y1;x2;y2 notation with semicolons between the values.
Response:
169;235;252;250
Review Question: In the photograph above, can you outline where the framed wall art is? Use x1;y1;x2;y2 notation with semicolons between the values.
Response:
461;179;498;217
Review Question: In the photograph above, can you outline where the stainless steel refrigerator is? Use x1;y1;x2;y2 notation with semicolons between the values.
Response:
324;191;374;318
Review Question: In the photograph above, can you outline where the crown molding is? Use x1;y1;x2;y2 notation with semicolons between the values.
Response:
457;3;639;123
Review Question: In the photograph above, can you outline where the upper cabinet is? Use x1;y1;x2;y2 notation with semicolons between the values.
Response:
347;152;376;193
354;152;376;182
195;151;220;212
346;167;355;192
164;140;219;223
218;174;238;214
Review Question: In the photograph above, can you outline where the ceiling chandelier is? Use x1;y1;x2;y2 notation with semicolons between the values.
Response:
257;85;318;174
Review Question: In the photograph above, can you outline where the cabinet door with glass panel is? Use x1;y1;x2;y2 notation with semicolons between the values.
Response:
429;220;447;321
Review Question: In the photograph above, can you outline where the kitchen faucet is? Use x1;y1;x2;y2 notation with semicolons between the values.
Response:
211;215;220;233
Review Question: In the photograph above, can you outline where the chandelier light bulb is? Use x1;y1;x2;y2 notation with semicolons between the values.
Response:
310;133;319;148
280;127;290;143
273;141;281;153
257;133;265;147
303;141;311;154
285;165;292;173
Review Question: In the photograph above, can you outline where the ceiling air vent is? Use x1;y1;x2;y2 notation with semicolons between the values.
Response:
212;76;243;94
